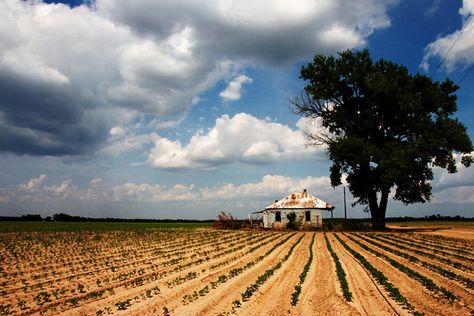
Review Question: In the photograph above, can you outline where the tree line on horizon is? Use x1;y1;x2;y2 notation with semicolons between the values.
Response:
0;212;472;222
0;213;214;223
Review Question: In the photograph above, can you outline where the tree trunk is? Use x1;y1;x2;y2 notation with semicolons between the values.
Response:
369;189;389;230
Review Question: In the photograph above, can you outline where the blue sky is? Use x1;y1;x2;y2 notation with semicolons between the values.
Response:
0;0;473;219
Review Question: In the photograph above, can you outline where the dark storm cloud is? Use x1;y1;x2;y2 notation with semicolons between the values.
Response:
0;69;108;155
0;0;397;157
97;0;396;66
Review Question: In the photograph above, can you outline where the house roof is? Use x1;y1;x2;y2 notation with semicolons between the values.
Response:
254;189;335;213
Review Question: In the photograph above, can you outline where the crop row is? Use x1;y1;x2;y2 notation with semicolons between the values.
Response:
67;231;285;314
182;233;295;304
87;232;290;314
411;233;473;250
291;233;315;305
357;233;474;290
345;234;457;301
324;234;352;301
208;233;285;271
3;230;276;315
366;233;472;272
378;234;474;264
385;233;473;258
239;234;304;305
3;231;237;303
2;229;240;287
0;229;226;268
333;234;421;315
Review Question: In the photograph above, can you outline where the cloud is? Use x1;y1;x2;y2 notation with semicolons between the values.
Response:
110;183;197;202
2;174;67;202
2;167;473;217
460;0;474;16
219;74;253;101
0;0;396;156
98;0;395;65
0;1;129;155
147;113;326;170
422;0;474;72
44;179;75;199
424;0;445;18
431;152;474;192
18;174;47;191
99;132;160;156
199;174;334;201
2;174;334;204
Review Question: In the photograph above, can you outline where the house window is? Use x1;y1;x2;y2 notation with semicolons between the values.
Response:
305;211;311;222
275;211;281;222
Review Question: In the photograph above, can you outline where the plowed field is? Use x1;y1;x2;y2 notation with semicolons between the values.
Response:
1;224;473;315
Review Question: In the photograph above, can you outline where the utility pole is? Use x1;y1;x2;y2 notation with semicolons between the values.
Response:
343;186;347;220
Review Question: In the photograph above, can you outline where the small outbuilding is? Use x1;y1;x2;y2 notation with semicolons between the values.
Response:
253;189;335;229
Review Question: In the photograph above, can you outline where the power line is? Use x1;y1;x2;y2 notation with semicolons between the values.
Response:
458;64;474;85
431;14;474;76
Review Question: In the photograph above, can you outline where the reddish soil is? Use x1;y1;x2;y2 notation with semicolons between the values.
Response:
338;233;472;315
1;227;472;315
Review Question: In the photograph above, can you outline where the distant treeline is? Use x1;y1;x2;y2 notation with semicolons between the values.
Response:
0;213;213;223
0;213;472;223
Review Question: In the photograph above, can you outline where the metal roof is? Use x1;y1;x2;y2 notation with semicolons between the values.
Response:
256;189;334;212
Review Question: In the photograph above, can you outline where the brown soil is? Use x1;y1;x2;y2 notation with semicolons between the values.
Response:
63;232;289;315
364;233;474;277
422;228;474;241
236;233;311;315
328;233;406;316
296;233;360;315
127;233;301;315
2;228;473;316
338;233;472;315
350;233;474;310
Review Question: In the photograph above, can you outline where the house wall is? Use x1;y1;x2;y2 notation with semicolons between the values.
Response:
263;209;322;228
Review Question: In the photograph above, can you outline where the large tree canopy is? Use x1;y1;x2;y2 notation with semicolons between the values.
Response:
292;49;473;229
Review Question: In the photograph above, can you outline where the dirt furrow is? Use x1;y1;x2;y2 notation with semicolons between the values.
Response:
231;233;310;315
375;234;474;270
330;233;405;316
58;232;287;315
387;234;474;260
350;233;474;310
338;233;471;315
364;234;474;280
120;232;296;315
420;229;474;241
296;233;359;315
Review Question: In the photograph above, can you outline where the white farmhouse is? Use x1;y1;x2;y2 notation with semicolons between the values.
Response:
253;189;334;229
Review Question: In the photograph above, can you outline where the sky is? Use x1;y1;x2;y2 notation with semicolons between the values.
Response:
0;0;473;220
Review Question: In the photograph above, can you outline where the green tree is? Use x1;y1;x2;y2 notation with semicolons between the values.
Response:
292;49;472;230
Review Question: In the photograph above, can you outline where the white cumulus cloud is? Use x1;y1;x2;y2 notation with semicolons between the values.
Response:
219;74;253;101
422;0;474;72
147;113;326;170
0;0;397;156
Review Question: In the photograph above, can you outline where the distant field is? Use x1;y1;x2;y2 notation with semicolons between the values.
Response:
387;220;474;228
0;221;212;232
387;220;474;240
0;223;472;315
